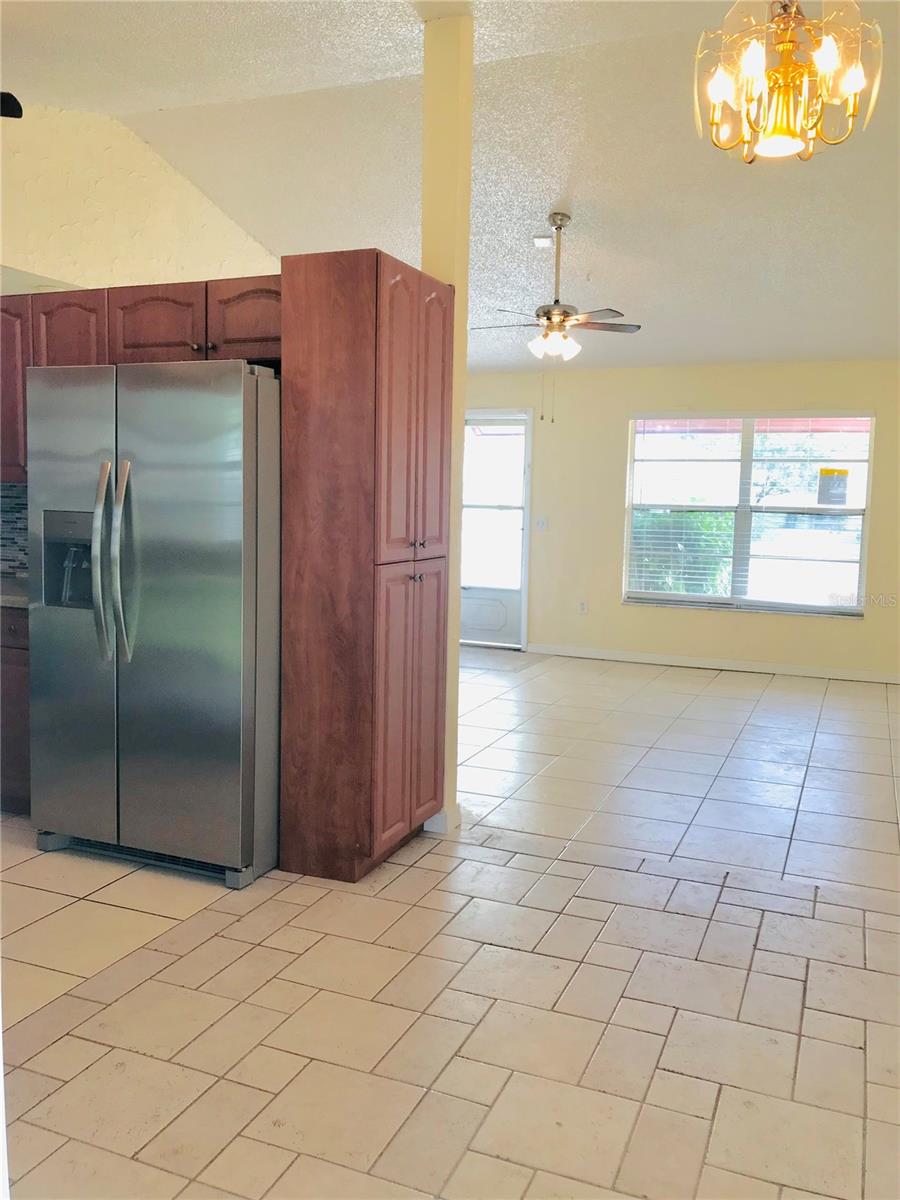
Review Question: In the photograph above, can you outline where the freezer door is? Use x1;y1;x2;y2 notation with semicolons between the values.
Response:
27;367;118;842
114;362;255;867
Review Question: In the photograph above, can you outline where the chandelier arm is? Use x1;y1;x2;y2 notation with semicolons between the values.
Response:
817;114;856;145
744;91;769;135
709;119;744;151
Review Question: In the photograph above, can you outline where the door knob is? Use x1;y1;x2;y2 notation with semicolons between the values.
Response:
189;343;201;352
206;342;217;352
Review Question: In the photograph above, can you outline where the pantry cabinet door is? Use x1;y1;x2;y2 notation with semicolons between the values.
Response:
374;254;418;564
410;556;447;827
372;562;414;858
415;276;453;560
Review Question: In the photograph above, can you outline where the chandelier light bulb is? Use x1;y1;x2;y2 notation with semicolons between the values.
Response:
708;64;736;106
740;39;767;93
813;34;841;76
841;61;866;96
527;333;547;359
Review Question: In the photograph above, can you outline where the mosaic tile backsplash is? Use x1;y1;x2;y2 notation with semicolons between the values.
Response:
1;483;28;574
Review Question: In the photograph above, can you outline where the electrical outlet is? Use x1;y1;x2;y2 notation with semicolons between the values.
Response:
578;599;589;614
534;516;549;532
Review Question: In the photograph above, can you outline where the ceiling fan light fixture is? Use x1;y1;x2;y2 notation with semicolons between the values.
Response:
528;333;547;359
533;234;554;248
560;334;582;361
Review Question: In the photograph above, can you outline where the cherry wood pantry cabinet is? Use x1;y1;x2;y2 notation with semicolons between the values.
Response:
280;249;453;880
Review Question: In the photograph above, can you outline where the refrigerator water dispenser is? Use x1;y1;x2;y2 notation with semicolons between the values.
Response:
43;511;94;609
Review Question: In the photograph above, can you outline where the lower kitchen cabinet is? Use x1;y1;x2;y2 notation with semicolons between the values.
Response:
1;608;29;814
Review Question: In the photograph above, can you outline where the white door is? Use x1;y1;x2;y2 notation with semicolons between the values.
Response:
460;413;530;649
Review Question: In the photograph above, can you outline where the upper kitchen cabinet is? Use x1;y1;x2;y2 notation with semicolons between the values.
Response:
108;282;206;364
1;295;31;482
32;289;108;366
374;257;454;564
207;275;281;360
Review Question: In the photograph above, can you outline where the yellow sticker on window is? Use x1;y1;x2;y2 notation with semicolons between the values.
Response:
818;467;849;504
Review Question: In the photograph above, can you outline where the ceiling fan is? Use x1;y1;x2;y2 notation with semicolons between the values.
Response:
472;212;640;360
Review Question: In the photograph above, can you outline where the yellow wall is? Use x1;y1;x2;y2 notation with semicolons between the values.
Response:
1;106;277;286
467;360;900;682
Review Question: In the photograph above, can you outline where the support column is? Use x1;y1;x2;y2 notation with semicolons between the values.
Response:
419;7;473;833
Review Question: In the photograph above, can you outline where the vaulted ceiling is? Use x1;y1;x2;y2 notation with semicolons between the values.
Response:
3;0;898;369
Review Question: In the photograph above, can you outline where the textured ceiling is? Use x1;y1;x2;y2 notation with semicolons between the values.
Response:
4;1;898;370
1;1;714;113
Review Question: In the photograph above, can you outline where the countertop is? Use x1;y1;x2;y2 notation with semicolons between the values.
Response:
1;576;29;609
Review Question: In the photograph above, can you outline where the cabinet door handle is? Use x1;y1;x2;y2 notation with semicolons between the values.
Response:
409;539;416;547
418;540;427;548
189;342;201;352
206;342;217;352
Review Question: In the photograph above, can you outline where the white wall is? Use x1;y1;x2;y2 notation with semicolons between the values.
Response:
1;106;278;286
468;360;900;682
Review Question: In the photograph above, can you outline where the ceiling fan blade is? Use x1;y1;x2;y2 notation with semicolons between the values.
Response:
470;323;540;331
580;322;641;333
570;308;624;323
496;308;537;318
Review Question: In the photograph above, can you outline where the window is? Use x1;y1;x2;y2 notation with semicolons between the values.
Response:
625;416;873;614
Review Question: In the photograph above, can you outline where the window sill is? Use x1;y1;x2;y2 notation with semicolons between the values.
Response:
623;595;865;619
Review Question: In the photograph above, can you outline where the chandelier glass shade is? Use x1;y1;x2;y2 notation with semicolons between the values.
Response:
694;1;883;162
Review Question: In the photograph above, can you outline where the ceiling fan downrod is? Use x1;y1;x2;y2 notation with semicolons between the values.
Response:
549;212;570;305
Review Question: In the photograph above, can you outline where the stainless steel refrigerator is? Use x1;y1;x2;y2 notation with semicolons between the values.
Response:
27;361;280;887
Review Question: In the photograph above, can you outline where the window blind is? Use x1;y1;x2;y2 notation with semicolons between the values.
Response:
625;416;872;614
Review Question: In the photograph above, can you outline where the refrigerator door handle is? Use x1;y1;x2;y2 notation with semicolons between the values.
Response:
91;459;114;661
111;458;134;663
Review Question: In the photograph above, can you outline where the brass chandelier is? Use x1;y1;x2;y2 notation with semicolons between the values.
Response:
695;0;883;162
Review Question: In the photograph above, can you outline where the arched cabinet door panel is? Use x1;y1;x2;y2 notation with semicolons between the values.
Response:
207;276;281;359
1;295;31;482
33;289;108;366
415;276;453;560
374;254;418;565
109;282;206;363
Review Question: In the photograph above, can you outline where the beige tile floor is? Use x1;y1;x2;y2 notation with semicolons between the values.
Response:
2;648;899;1199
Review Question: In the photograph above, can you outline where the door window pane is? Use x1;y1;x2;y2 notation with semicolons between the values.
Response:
463;424;526;506
462;508;523;589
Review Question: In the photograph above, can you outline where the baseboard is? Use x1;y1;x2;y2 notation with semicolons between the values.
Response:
526;642;900;685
